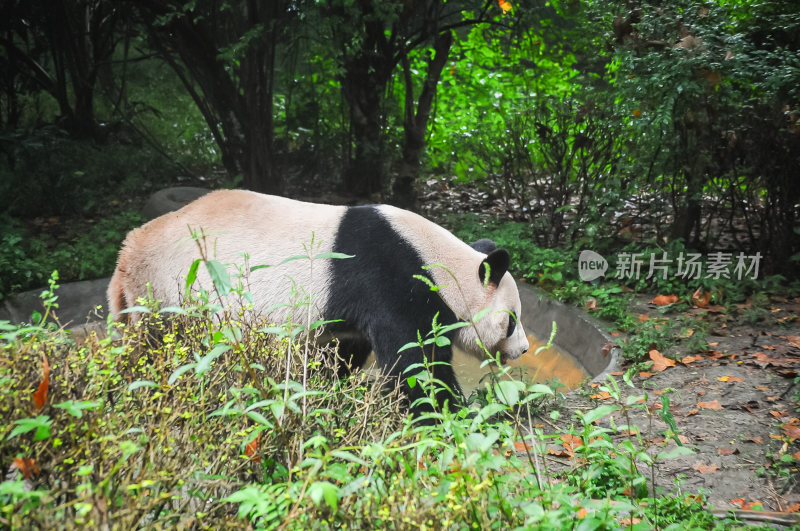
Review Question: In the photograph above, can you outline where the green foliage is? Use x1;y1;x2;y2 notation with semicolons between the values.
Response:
0;211;142;299
0;258;745;529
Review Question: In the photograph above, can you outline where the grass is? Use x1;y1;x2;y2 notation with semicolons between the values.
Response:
0;268;772;530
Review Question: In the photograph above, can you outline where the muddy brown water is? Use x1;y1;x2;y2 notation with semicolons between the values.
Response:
363;332;589;396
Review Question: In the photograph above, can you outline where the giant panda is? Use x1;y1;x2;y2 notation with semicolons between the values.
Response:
108;190;529;414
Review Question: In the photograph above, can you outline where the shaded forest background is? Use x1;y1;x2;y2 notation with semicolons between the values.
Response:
1;0;798;297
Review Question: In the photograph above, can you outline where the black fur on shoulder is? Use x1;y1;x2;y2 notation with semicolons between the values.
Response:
326;206;464;417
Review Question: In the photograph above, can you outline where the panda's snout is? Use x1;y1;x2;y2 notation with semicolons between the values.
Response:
503;333;529;361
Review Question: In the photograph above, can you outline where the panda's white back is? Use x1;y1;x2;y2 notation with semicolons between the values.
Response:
108;190;346;324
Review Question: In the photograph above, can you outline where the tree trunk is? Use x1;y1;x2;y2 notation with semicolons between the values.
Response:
141;1;282;194
394;30;453;209
342;59;389;198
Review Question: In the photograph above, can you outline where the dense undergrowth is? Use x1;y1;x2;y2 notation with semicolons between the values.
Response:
0;266;769;530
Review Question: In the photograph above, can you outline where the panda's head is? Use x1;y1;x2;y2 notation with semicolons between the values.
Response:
453;241;530;362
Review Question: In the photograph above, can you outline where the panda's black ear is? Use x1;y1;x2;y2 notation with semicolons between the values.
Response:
478;249;510;288
470;238;497;254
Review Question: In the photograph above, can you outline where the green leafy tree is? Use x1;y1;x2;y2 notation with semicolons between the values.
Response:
137;0;292;193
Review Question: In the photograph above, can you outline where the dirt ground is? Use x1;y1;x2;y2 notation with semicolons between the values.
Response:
544;295;800;521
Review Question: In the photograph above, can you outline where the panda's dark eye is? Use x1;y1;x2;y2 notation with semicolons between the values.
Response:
506;312;516;337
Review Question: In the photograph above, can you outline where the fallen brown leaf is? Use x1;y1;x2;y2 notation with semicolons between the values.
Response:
693;463;718;474
639;371;652;379
650;349;676;372
787;336;800;349
547;447;571;458
692;288;712;307
687;409;699;416
33;352;50;409
770;410;789;418
732;498;763;510
651;294;679;306
750;352;798;368
697;400;724;410
514;441;533;452
11;458;39;480
748;436;763;444
681;354;702;364
783;422;800;441
245;433;262;463
717;448;739;456
717;375;743;383
590;391;613;400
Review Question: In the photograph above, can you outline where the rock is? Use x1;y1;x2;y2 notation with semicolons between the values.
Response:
141;187;211;220
0;278;110;326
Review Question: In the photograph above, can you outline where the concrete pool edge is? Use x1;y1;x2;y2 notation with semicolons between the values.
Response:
0;277;621;388
516;281;620;386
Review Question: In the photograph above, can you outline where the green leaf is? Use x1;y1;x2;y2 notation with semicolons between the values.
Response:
308;481;339;512
196;344;231;376
53;400;101;418
527;384;554;395
246;411;274;427
159;306;188;315
313;252;355;260
205;260;231;295
413;274;439;291
120;305;151;315
185;258;201;292
494;380;524;406
168;363;197;385
260;326;289;338
398;341;420;353
579;404;619;425
330;450;368;466
8;416;51;441
659;395;679;439
309;318;343;331
277;254;309;266
128;380;159;392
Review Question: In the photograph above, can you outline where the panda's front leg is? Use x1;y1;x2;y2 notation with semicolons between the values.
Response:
393;342;466;420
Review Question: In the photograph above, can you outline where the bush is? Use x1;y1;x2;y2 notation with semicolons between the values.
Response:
0;211;142;299
0;268;736;529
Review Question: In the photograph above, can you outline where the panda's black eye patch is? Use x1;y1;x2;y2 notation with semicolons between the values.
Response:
506;312;516;337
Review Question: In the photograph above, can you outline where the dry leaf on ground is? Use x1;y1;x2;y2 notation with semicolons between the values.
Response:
651;294;679;306
649;349;676;372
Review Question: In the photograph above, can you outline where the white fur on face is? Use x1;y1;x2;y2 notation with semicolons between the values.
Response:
452;272;529;361
378;206;528;360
